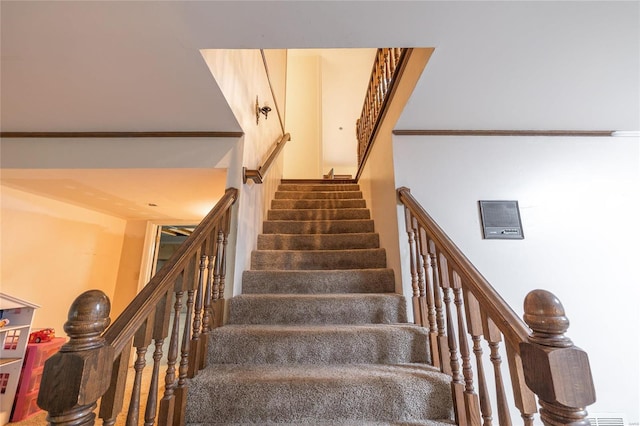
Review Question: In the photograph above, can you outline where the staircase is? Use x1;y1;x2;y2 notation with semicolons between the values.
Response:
186;182;454;425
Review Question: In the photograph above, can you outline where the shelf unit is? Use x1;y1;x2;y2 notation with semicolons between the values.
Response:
0;293;38;426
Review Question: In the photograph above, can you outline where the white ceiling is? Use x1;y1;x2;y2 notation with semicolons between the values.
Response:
1;1;637;219
1;168;227;221
2;2;636;134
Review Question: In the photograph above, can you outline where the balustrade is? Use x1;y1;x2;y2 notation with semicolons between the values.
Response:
38;188;238;426
356;48;408;171
397;186;595;425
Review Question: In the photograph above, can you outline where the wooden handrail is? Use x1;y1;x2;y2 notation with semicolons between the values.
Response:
397;187;529;350
397;186;596;425
38;187;239;426
260;49;285;135
243;133;291;184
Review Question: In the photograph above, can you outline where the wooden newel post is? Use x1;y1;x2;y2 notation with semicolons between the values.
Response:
38;290;115;426
520;289;596;426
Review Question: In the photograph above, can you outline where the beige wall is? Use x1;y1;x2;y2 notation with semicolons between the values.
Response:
0;185;126;334
359;48;434;302
111;220;147;318
262;49;288;131
201;49;285;296
320;49;376;177
283;51;322;179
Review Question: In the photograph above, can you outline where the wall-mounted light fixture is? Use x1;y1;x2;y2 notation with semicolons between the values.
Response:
256;96;271;124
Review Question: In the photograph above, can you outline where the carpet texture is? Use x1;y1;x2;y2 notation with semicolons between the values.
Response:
186;182;454;424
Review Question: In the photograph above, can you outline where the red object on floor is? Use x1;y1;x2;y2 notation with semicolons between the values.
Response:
28;328;55;344
11;337;65;422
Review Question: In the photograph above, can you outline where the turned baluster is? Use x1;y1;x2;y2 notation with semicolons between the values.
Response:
463;289;493;426
420;228;439;368
379;50;388;96
217;212;231;327
38;290;114;426
428;240;450;374
403;207;421;324
439;258;466;425
126;318;153;426
144;291;173;426
412;220;428;329
483;314;512;426
189;250;206;376
199;253;213;369
212;229;225;328
173;254;197;425
100;343;132;426
520;290;596;426
383;49;392;88
451;272;481;425
506;341;537;425
157;274;184;426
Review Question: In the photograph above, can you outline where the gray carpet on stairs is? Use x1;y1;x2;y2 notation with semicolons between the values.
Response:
187;364;453;424
207;324;431;364
186;183;454;425
242;269;395;294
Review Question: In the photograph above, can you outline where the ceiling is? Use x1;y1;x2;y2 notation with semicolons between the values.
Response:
0;169;227;221
1;2;637;220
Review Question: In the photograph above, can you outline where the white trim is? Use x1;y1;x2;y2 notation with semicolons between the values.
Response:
612;131;640;137
137;219;199;293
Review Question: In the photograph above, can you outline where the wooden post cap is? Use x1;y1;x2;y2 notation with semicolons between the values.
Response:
520;289;596;419
38;290;114;419
61;289;111;352
523;289;572;347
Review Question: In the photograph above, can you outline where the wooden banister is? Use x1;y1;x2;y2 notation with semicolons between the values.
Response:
38;187;238;426
398;187;529;350
397;186;596;425
355;48;410;181
243;133;291;184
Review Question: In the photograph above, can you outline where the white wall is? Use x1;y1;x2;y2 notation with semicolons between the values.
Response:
393;134;640;422
201;49;285;296
283;51;322;179
320;49;376;177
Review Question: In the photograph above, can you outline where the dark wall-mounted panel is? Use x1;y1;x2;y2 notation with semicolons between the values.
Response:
479;200;524;240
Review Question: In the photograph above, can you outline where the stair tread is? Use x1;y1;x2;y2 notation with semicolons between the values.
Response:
188;421;455;426
215;323;425;332
257;233;380;250
191;362;446;379
208;324;430;364
271;199;367;209
242;269;395;294
227;293;407;325
186;364;453;424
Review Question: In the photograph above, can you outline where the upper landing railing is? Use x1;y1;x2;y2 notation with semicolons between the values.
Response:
356;48;409;175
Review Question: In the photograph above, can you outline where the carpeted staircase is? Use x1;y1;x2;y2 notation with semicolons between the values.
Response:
186;182;454;425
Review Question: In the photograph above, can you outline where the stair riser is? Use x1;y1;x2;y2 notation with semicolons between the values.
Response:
268;208;370;220
227;295;407;325
186;365;453;424
257;233;379;250
278;184;360;192
274;191;363;200
208;326;429;364
263;220;374;234
251;249;387;270
242;269;396;294
271;199;367;209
